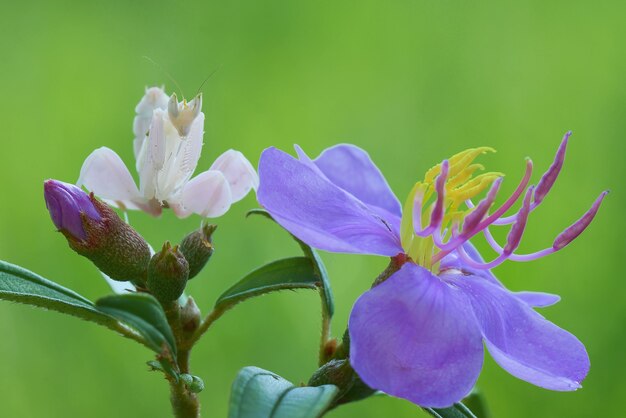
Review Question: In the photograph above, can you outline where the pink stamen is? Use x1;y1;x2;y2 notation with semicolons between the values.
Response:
488;133;570;225
482;227;556;261
416;160;449;237
463;177;502;233
503;186;534;255
478;192;608;263
534;131;570;205
553;191;608;249
432;158;534;262
457;244;509;270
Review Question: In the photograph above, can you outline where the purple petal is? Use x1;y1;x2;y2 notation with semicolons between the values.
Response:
448;275;589;391
440;242;504;288
514;291;561;308
313;144;402;228
349;263;484;407
44;180;101;240
258;147;402;256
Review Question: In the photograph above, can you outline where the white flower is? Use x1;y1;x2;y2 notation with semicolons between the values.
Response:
77;87;259;218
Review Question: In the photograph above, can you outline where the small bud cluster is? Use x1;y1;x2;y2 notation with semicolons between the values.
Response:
44;180;217;305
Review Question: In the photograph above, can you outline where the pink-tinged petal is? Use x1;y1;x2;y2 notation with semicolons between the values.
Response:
514;291;561;308
313;144;402;221
133;87;169;157
449;276;589;391
258;147;403;256
178;170;232;218
77;147;145;210
349;263;484;408
210;149;259;202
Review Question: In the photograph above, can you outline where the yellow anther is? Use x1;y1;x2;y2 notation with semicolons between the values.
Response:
449;173;503;204
424;147;495;183
447;163;484;189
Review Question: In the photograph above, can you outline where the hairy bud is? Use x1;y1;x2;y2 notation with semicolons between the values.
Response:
44;180;151;283
179;224;216;280
147;242;189;303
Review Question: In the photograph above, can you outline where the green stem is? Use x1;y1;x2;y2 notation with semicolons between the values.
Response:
170;381;199;418
318;296;332;366
164;301;201;418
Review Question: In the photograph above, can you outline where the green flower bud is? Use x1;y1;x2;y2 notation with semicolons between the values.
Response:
180;296;201;336
147;242;189;303
179;224;216;280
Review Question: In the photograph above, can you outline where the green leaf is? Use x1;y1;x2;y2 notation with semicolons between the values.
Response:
215;257;319;310
229;366;338;418
0;261;175;356
96;293;177;358
0;260;118;329
462;388;491;418
424;402;478;418
246;209;334;318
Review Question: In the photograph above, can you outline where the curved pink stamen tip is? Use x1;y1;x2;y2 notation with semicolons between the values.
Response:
553;190;609;250
430;160;449;226
463;177;503;233
503;186;534;255
535;132;570;205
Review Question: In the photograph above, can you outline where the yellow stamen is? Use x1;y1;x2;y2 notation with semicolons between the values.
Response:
400;182;425;250
447;164;484;189
449;173;503;205
401;147;502;272
424;147;495;183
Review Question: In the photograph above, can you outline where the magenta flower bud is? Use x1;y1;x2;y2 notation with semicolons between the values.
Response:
43;179;151;283
44;180;102;241
553;191;609;250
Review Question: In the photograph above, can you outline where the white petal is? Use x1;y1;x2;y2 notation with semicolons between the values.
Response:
138;110;167;199
77;147;144;209
180;170;232;218
133;87;169;158
210;149;259;202
177;112;205;181
157;112;205;201
135;86;169;115
100;271;136;294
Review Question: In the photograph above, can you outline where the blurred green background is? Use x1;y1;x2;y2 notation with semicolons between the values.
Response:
0;0;623;416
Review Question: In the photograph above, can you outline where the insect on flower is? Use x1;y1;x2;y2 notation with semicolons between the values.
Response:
78;87;259;218
256;134;607;407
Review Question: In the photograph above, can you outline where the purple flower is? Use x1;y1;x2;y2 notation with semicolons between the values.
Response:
257;135;607;407
44;179;102;241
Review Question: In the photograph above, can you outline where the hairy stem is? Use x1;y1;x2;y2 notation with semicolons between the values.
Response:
187;305;228;347
318;301;332;366
170;381;199;418
164;301;201;418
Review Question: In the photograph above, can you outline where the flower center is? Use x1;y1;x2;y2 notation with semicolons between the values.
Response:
398;135;607;274
400;148;502;270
